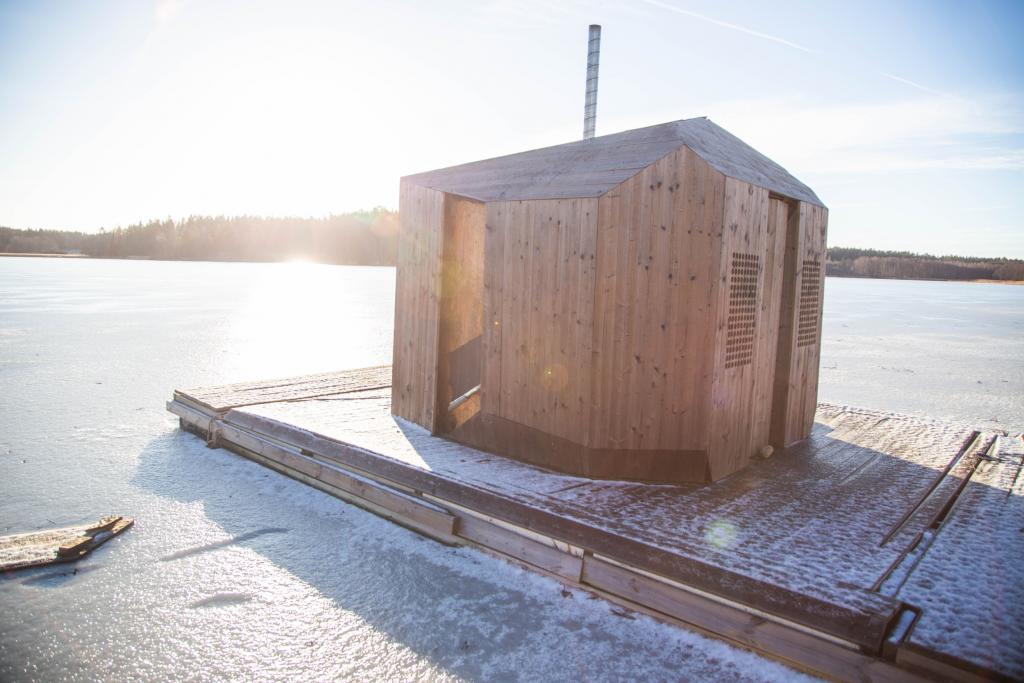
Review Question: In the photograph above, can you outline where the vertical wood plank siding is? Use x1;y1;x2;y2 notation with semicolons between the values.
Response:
706;179;778;480
399;144;826;482
591;148;724;455
483;198;598;442
392;181;446;430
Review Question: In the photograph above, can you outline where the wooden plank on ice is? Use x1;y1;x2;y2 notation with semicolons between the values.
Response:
0;516;134;571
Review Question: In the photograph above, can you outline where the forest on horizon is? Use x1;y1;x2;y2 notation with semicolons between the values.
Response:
0;210;398;266
2;213;1022;282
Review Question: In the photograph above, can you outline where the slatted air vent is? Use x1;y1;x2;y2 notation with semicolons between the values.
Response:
725;252;759;369
797;259;822;347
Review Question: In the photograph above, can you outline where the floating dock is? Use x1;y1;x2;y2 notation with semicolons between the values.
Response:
168;366;1023;682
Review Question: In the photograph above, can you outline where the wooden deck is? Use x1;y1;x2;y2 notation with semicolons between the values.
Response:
168;366;1023;683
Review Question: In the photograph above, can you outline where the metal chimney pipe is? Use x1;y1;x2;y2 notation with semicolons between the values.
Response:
583;24;601;140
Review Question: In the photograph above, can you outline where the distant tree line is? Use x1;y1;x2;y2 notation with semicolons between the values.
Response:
0;209;399;266
827;246;1024;281
0;226;90;256
2;217;1022;280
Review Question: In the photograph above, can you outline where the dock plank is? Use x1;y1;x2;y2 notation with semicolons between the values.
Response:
174;365;391;412
896;434;1024;681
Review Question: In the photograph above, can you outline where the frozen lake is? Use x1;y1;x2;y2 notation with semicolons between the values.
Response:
820;276;1023;432
1;257;1021;682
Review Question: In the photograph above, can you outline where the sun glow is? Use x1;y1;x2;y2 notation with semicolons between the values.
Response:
224;263;393;382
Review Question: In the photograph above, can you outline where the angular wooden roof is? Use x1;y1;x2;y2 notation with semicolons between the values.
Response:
403;117;823;206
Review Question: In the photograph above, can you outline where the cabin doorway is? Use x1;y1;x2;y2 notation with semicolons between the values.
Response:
434;196;486;433
768;196;800;448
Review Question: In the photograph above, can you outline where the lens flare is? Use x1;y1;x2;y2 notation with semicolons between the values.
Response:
540;363;569;392
705;520;738;549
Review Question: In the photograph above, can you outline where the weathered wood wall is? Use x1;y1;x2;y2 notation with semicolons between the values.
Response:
392;181;446;431
772;201;829;447
481;198;598;443
590;148;724;458
706;184;787;480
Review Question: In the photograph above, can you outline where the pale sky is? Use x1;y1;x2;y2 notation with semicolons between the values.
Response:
1;0;1022;257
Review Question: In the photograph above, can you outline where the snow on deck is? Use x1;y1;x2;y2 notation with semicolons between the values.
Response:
895;434;1024;679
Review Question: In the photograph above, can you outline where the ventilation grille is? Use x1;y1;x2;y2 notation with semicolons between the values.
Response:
725;253;759;369
797;259;822;347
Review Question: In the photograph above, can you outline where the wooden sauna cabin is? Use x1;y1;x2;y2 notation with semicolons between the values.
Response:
392;117;827;484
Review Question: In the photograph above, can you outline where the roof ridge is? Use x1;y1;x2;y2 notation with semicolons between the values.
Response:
403;117;708;181
403;118;823;207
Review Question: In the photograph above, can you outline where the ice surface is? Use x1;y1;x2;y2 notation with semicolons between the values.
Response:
819;277;1024;433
